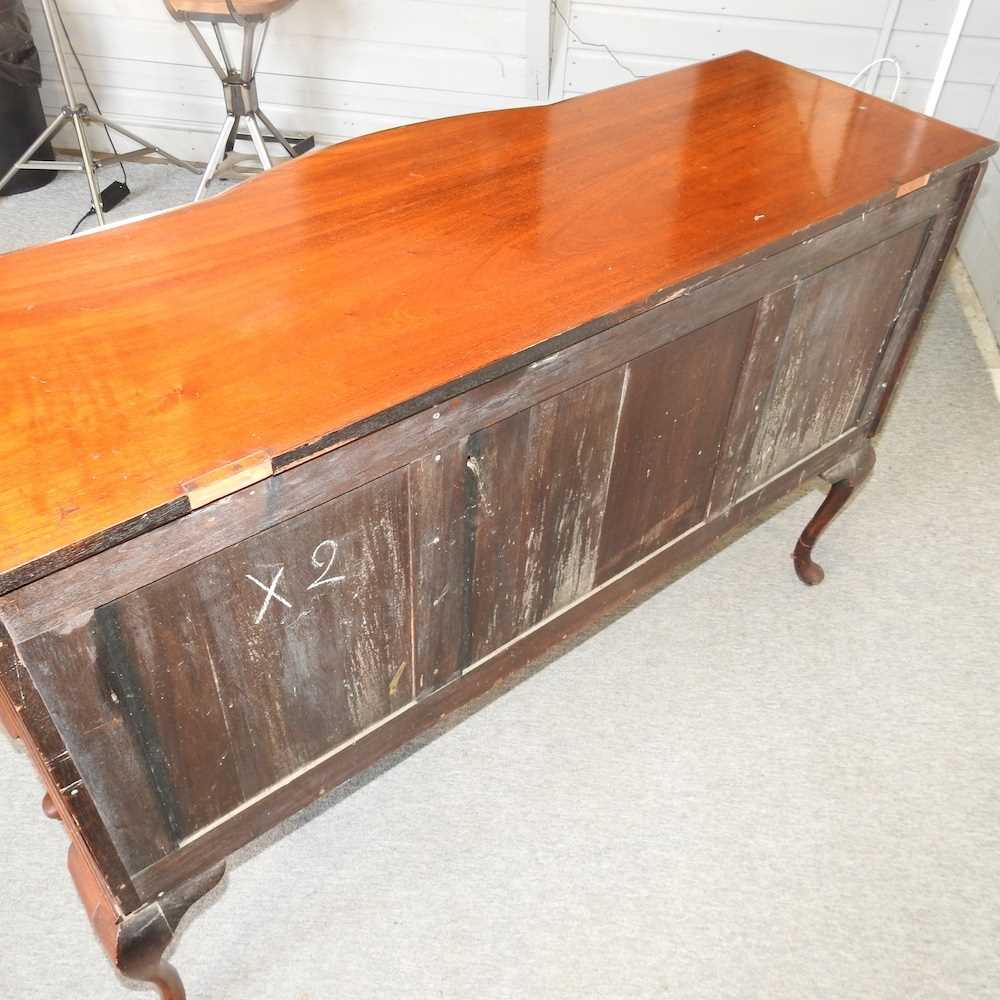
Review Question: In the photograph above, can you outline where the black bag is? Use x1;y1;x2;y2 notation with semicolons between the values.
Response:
0;0;56;195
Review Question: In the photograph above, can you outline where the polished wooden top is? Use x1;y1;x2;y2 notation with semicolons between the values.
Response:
164;0;296;20
0;51;994;589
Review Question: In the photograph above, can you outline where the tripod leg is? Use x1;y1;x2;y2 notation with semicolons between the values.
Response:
225;115;240;154
255;109;297;157
89;114;198;174
0;110;69;194
245;114;272;170
196;115;237;201
69;113;105;226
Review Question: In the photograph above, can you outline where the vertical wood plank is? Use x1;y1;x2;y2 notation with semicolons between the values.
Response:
95;600;245;839
17;620;178;874
459;367;626;667
708;287;799;514
737;223;929;494
175;469;413;804
596;305;755;582
862;165;984;429
409;441;472;696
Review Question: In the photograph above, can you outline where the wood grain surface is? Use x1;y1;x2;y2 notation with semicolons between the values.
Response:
595;306;753;581
0;51;994;590
1;158;987;925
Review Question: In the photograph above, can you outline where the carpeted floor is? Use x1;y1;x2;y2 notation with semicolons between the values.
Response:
0;160;218;250
1;165;998;1000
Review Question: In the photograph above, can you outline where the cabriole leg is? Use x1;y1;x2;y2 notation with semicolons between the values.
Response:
72;845;224;1000
793;440;876;586
41;793;223;999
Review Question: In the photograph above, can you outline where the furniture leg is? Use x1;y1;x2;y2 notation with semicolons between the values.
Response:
42;793;224;999
793;439;876;585
72;846;224;1000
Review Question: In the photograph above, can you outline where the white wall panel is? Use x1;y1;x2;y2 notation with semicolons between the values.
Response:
566;6;877;72
888;30;1000;85
893;0;1000;36
563;47;686;93
26;0;536;159
570;0;889;27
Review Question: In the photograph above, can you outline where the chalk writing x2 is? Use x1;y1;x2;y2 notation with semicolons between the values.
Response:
246;567;292;624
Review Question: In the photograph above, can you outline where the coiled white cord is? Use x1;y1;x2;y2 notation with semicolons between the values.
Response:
848;57;903;103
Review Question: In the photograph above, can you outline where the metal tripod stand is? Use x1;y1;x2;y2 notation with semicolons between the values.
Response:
180;2;314;201
0;0;197;225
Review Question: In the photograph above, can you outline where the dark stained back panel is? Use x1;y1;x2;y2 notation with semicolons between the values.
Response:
20;470;413;870
3;176;968;897
456;367;626;669
736;223;929;496
596;306;756;582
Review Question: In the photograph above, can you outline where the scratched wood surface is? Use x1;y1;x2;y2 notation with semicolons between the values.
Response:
0;51;995;594
19;471;413;872
0;164;969;652
4;187;968;889
0;133;991;950
595;306;754;582
734;222;931;497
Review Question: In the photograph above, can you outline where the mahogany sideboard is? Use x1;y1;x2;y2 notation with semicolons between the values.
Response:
0;51;995;998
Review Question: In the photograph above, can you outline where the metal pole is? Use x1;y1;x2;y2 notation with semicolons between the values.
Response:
70;112;105;225
925;0;973;116
39;0;80;109
0;111;69;193
865;0;903;96
1;0;196;221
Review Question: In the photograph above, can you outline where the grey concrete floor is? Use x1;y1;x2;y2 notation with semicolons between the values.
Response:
0;165;998;1000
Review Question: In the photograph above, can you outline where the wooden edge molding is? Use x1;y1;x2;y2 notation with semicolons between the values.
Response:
0;498;190;600
896;174;930;198
0;686;18;742
181;451;273;510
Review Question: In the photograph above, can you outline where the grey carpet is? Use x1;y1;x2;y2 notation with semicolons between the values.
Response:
1;160;215;250
0;168;998;999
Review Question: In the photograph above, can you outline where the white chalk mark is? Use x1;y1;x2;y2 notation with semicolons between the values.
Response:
246;568;292;624
308;539;347;590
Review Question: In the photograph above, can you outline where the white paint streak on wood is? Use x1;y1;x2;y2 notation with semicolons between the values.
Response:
167;423;857;854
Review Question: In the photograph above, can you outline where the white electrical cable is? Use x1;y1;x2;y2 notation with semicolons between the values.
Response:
848;57;903;102
864;0;904;94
